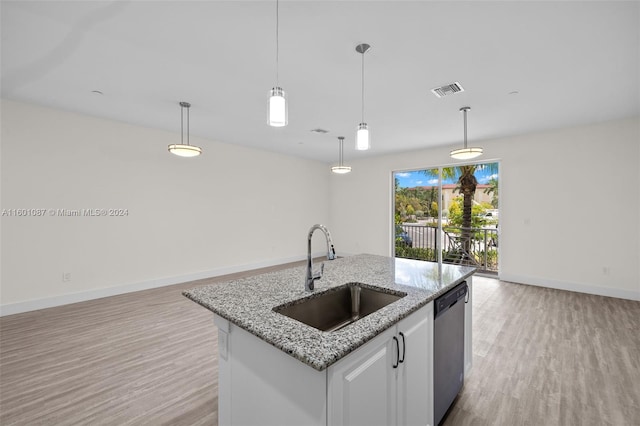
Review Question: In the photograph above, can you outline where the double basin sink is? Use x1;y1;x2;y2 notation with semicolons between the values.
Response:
274;283;406;332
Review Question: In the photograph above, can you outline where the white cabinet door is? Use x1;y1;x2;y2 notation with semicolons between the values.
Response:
328;327;397;426
397;302;434;426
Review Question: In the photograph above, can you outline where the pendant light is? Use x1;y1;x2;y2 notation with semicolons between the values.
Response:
355;43;371;150
168;102;202;157
268;0;287;127
331;136;352;174
450;106;482;160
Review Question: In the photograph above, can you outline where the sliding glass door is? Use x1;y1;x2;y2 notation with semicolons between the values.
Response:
393;162;499;274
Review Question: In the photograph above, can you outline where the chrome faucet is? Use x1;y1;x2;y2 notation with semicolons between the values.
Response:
305;224;336;291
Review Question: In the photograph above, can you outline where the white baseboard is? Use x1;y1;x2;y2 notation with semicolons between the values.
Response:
8;259;633;317
499;273;640;301
0;252;330;317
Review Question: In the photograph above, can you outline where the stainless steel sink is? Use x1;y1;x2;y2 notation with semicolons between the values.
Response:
274;283;406;332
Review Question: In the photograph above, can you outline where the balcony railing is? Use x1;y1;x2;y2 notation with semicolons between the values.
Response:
395;224;498;273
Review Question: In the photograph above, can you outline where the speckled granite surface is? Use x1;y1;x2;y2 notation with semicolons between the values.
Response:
183;254;475;371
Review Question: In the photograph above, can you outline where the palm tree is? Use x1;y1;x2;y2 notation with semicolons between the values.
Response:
483;177;499;208
424;163;498;263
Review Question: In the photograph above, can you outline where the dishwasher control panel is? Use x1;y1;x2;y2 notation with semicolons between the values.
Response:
435;281;468;317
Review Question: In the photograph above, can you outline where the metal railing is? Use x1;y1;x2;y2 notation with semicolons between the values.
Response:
395;224;498;273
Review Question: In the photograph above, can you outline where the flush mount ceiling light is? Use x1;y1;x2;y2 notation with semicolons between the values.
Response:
450;106;483;160
268;0;287;127
168;102;202;157
331;136;352;174
355;43;371;151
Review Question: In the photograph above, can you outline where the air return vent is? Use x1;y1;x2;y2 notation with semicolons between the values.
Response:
431;82;464;98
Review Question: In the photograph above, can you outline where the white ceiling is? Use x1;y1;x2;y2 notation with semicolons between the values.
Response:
2;1;638;163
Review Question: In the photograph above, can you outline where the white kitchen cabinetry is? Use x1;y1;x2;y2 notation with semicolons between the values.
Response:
214;315;327;426
211;290;473;426
327;327;397;426
328;302;434;426
192;256;476;426
397;302;434;426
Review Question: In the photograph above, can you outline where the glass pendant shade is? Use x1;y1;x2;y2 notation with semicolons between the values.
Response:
268;87;287;127
331;166;352;174
450;147;483;160
356;123;370;150
168;144;202;157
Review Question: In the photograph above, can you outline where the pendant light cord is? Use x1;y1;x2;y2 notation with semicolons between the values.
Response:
361;52;365;122
276;0;279;86
463;108;468;149
338;137;344;166
180;103;191;147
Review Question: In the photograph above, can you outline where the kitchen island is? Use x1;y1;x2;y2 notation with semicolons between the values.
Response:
184;254;475;426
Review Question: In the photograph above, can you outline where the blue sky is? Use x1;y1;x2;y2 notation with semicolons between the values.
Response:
394;163;499;189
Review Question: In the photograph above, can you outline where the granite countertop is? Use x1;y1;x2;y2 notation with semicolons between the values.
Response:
183;254;475;371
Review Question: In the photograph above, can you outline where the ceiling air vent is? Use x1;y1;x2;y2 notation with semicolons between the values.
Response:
310;128;329;134
431;82;464;98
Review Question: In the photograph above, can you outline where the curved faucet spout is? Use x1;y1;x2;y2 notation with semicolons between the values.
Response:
305;224;336;291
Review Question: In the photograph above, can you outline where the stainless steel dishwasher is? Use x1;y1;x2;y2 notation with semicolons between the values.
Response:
434;281;468;425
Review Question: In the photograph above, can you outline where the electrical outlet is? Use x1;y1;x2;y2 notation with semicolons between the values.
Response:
62;272;72;282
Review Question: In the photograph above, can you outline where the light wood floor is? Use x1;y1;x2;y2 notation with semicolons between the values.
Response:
1;267;639;425
444;276;640;426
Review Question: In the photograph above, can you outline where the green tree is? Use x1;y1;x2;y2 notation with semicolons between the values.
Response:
395;185;424;221
430;201;438;218
480;201;493;210
447;197;488;229
483;177;499;208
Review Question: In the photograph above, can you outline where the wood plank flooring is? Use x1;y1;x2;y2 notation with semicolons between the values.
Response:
444;276;640;426
1;268;639;425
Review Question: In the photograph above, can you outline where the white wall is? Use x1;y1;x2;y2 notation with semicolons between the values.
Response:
329;117;640;300
2;100;638;315
1;100;331;314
